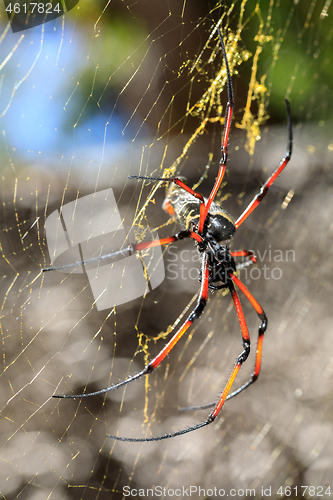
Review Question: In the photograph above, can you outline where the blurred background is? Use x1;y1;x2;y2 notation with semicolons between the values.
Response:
0;0;332;499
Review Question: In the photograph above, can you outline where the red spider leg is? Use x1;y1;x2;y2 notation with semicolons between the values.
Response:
180;271;267;413
231;250;257;264
227;273;267;397
53;245;208;400
135;231;203;250
129;175;206;232
148;252;209;369
235;99;292;229
107;280;250;442
202;28;234;224
43;230;203;273
130;30;232;236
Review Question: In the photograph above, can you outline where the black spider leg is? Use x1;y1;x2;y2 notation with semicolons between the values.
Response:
107;280;251;442
53;245;208;401
43;228;204;274
129;26;233;238
201;26;234;225
43;247;134;272
235;99;292;229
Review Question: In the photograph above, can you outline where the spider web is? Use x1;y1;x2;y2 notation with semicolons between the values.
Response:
1;1;333;498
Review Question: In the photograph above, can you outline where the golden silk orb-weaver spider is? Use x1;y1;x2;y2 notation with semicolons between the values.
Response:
49;27;292;442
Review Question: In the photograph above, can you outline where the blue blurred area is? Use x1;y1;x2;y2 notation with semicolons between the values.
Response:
0;17;136;166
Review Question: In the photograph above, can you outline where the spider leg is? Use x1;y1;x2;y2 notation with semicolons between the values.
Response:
231;249;256;262
231;249;257;269
180;272;267;412
203;28;234;222
129;175;204;204
146;252;209;370
129;175;206;234
131;28;234;236
43;230;202;273
226;273;267;399
107;280;250;442
53;251;209;399
235;99;292;229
